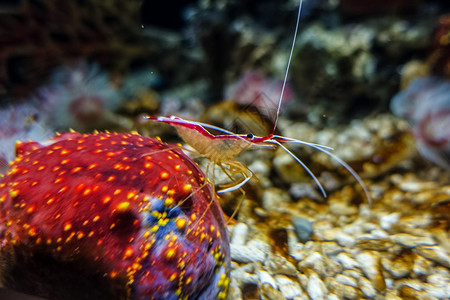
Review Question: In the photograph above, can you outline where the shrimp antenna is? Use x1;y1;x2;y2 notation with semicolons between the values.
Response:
269;137;372;205
273;0;303;133
267;139;327;198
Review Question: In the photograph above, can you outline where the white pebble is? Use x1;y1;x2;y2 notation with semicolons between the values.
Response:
230;245;266;263
258;270;277;289
307;272;327;300
358;277;376;298
391;233;436;247
379;213;400;231
231;222;249;246
335;231;356;248
335;253;360;270
275;274;303;299
336;274;357;287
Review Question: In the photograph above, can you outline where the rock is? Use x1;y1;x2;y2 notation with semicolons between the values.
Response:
258;270;277;289
336;274;357;287
355;251;386;292
299;252;326;276
306;272;327;300
358;276;377;298
291;216;314;243
231;245;266;263
335;252;360;270
231;222;249;246
391;233;436;248
379;213;401;231
274;275;303;299
415;246;450;268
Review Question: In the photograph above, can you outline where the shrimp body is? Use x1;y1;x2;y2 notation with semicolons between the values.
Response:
148;116;267;162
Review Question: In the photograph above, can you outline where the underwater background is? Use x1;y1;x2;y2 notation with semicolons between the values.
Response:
0;0;450;299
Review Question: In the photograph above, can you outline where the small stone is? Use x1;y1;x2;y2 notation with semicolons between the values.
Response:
228;278;243;300
415;245;450;268
327;294;339;300
299;252;326;276
379;213;400;231
321;242;342;256
306;272;327;300
260;283;285;300
230;267;259;285
358;277;377;298
258;270;277;289
335;231;356;248
231;222;249;246
391;233;436;247
231;245;266;263
274;274;303;299
336;274;357;287
355;251;386;292
382;256;413;279
266;253;299;276
335;252;360;270
262;188;291;211
424;273;450;299
413;254;433;276
291;216;314;243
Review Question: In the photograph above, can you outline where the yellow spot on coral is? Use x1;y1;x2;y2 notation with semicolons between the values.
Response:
117;202;130;212
164;197;174;207
176;218;186;230
166;249;175;259
64;223;72;231
28;228;37;237
54;178;63;184
145;162;153;169
37;165;46;171
174;164;180;171
103;196;111;204
88;163;98;169
183;184;192;193
58;186;68;193
114;189;121;195
83;188;92;196
71;167;82;173
107;176;115;182
93;215;100;222
60;149;69;155
47;198;55;205
77;232;84;239
161;186;168;193
169;273;177;281
26;206;35;214
160;171;169;180
123;247;133;259
10;189;19;198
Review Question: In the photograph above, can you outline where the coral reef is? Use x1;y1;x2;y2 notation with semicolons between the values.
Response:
0;132;229;299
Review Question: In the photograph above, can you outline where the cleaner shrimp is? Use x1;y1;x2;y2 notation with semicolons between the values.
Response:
144;0;372;204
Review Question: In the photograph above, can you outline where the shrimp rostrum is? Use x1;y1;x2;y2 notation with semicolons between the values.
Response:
144;115;371;204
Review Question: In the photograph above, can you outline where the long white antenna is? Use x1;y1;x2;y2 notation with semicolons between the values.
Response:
272;0;303;133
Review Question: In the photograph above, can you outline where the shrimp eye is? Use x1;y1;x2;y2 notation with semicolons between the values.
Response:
247;133;254;139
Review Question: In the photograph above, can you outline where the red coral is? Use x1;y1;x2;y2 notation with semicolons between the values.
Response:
0;132;229;299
